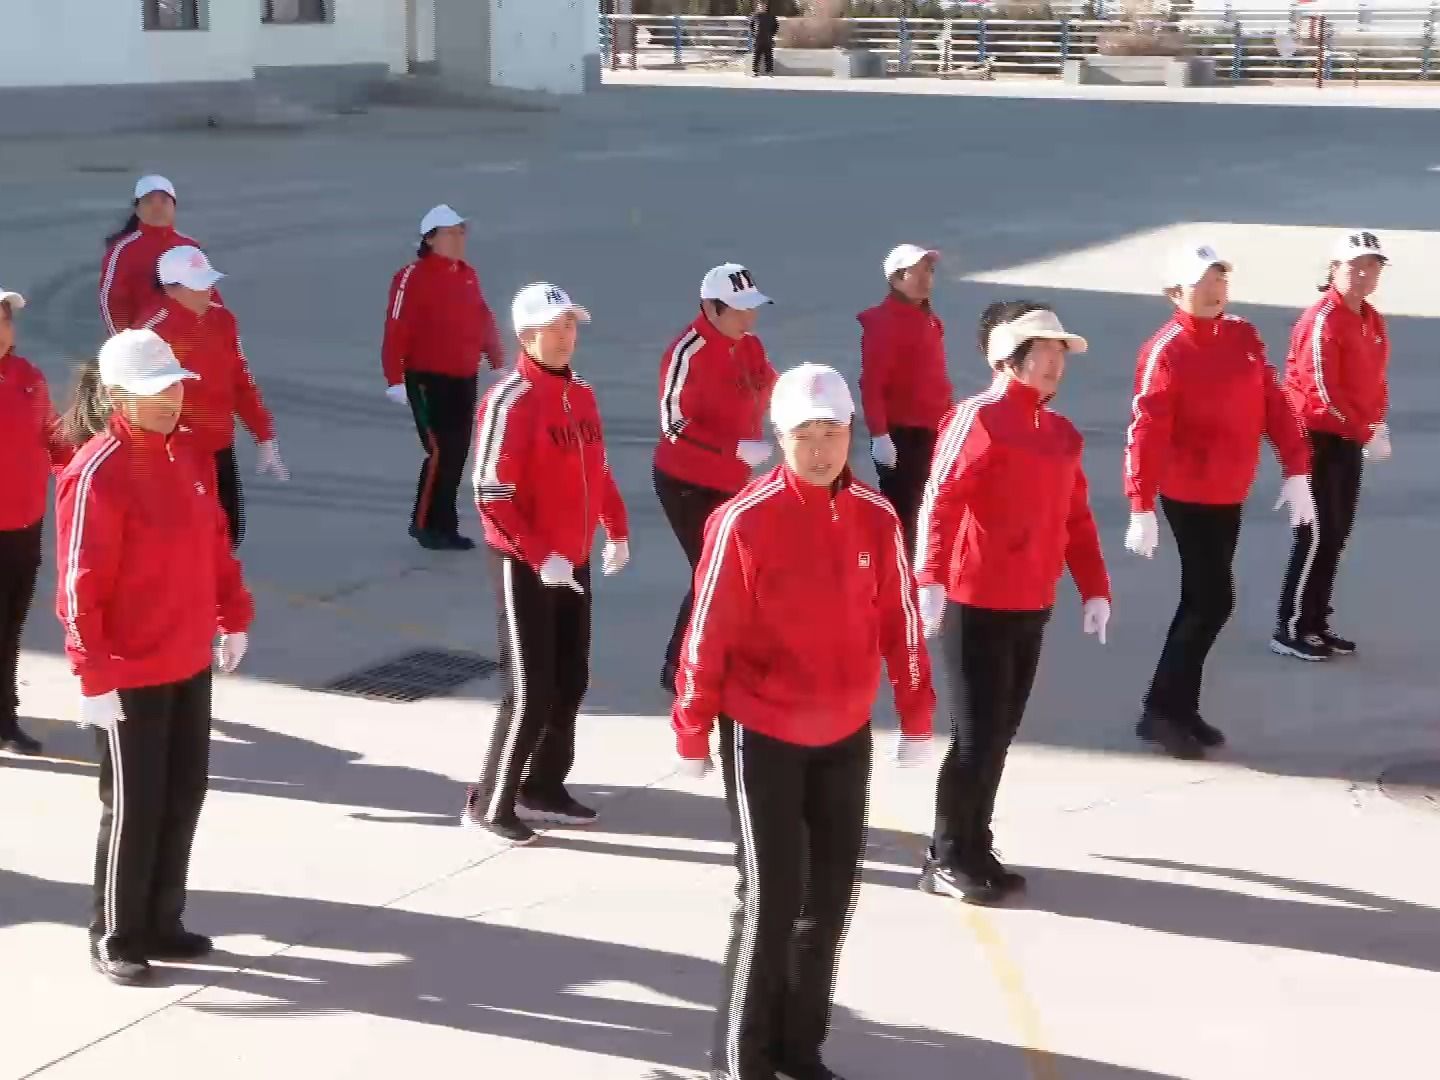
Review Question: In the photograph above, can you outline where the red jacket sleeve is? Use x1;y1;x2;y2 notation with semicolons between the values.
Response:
231;324;276;444
1261;349;1310;478
1123;335;1176;513
660;335;737;457
478;288;505;372
747;342;778;441
473;381;544;568
858;310;895;436
100;239;136;334
381;265;416;387
672;507;751;759
212;495;254;634
600;449;629;543
872;500;935;737
914;403;991;585
55;456;124;697
29;375;74;470
1294;307;1366;441
1064;464;1110;602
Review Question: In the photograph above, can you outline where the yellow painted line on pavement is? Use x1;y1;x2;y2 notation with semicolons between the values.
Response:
962;907;1062;1080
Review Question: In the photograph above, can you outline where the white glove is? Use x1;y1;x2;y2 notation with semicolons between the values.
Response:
1273;474;1317;528
918;584;946;639
736;440;773;468
1364;422;1392;462
1082;597;1110;645
871;434;898;469
1124;510;1159;559
216;632;249;674
894;734;933;767
602;540;630;576
80;691;123;731
539;554;585;594
676;755;714;779
385;384;408;405
255;440;289;482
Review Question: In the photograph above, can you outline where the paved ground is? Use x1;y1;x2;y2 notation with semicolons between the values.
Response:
3;78;1440;1079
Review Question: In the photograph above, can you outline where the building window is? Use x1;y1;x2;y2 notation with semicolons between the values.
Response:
263;0;330;23
144;0;201;30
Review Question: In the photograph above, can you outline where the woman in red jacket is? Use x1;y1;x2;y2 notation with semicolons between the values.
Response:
463;283;629;846
0;287;70;755
674;362;934;1080
1123;242;1314;758
915;301;1110;905
55;328;253;986
1271;229;1391;662
100;175;218;334
654;262;777;692
137;245;285;549
858;243;953;553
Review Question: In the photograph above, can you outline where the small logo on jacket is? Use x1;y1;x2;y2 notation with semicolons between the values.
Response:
195;482;207;496
858;552;871;568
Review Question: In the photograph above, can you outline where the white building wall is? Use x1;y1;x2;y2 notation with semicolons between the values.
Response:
490;0;592;94
258;0;408;72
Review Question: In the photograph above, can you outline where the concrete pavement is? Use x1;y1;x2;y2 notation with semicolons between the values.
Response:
2;79;1439;1079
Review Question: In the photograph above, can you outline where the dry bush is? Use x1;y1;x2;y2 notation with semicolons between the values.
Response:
1096;27;1190;54
777;0;853;47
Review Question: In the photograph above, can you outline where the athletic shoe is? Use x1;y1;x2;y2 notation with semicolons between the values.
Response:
146;930;213;961
91;950;151;986
418;530;473;551
1135;710;1205;760
440;532;477;551
1269;633;1332;662
1319;628;1356;656
0;722;42;756
517;791;598;826
484;815;537;846
1184;713;1226;749
778;1065;850;1080
980;849;1027;895
918;856;1006;906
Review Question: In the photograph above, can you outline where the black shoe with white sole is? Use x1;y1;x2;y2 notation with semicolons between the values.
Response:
980;849;1028;895
1270;632;1332;662
1319;628;1356;656
517;791;598;826
459;786;538;845
0;720;42;756
919;856;1006;906
91;950;152;986
146;930;214;961
1136;710;1205;760
1183;712;1226;749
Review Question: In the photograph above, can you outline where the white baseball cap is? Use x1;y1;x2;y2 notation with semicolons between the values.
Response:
986;309;1088;368
512;282;591;333
770;363;855;433
134;174;176;201
0;288;26;311
1163;240;1231;290
1331;229;1388;264
700;263;772;311
883;243;939;279
157;245;224;291
97;329;199;397
420;204;466;237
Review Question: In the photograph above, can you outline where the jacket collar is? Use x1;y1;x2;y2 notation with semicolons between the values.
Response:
782;462;854;508
693;310;743;350
1324;285;1373;323
1173;309;1222;339
517;350;574;387
883;290;934;319
137;222;178;240
108;410;174;455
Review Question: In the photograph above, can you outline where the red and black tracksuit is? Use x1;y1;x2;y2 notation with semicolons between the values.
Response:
858;292;953;554
653;313;776;686
917;375;1109;872
674;465;933;1080
100;224;219;334
0;352;70;742
1274;289;1389;641
136;298;275;549
470;352;628;826
382;252;504;539
1124;312;1309;717
55;412;253;966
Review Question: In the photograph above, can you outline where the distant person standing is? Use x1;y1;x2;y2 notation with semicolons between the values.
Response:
751;1;778;76
383;204;505;551
100;175;219;334
858;244;952;554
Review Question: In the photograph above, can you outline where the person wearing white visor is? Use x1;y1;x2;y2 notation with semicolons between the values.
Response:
1270;229;1391;662
463;284;629;846
653;262;778;693
672;363;933;1080
858;243;953;554
100;174;223;334
1123;241;1313;757
53;328;254;986
914;302;1109;905
137;245;285;550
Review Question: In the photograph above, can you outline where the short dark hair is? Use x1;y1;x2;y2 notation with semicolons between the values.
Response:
703;298;731;315
978;299;1051;368
417;234;434;259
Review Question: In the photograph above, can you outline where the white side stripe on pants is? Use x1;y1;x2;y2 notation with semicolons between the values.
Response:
1284;518;1321;639
725;721;762;1080
98;719;126;961
486;559;530;822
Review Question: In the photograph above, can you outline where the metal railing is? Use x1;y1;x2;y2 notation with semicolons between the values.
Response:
600;8;1440;83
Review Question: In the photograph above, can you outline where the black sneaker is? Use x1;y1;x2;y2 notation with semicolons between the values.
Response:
1183;713;1226;749
778;1065;849;1080
1318;628;1356;656
1136;710;1205;760
439;532;476;551
1270;633;1332;662
980;849;1027;894
918;856;1005;906
0;723;42;756
483;815;537;846
517;791;598;826
146;930;214;961
91;949;152;986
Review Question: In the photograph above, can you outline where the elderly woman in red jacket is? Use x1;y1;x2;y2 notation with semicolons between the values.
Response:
100;175;219;334
56;328;253;986
915;301;1110;906
0;286;70;755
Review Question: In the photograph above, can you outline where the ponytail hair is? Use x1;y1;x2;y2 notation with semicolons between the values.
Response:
59;359;116;448
105;206;142;248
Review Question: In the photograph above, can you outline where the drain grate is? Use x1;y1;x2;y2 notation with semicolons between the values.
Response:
1378;759;1440;815
321;649;501;704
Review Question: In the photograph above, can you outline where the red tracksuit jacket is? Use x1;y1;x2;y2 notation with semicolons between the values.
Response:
916;376;1110;611
1283;287;1389;444
472;353;629;568
857;294;953;435
100;224;220;334
1124;312;1310;512
654;314;777;495
382;253;504;386
55;413;254;697
672;466;935;757
136;298;275;454
0;353;72;532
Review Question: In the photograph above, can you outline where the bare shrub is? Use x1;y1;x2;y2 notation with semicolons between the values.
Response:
776;0;853;48
1096;28;1190;54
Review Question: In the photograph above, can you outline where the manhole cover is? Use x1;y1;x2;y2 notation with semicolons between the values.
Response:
1378;759;1440;814
322;649;501;704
